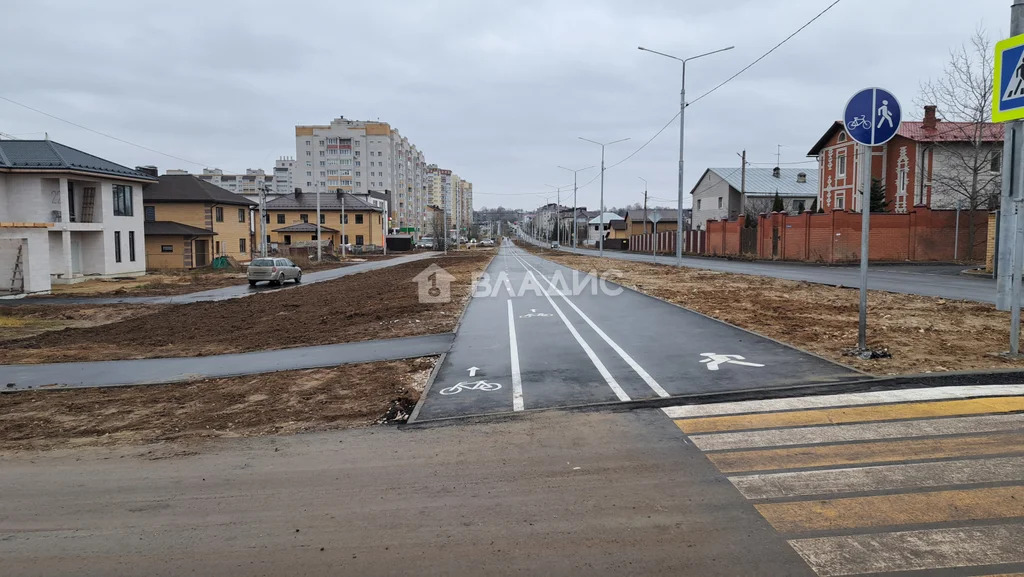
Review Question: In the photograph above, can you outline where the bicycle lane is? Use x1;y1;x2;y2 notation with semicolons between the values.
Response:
412;243;625;421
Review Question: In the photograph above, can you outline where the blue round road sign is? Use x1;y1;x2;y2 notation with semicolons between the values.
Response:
843;88;902;146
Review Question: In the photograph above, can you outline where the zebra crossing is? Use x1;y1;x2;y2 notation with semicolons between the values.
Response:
665;385;1024;577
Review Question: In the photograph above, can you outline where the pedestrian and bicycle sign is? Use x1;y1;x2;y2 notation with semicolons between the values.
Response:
993;33;1024;122
843;87;902;146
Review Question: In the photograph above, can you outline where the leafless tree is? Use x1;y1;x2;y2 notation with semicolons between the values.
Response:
429;209;446;250
918;28;1001;260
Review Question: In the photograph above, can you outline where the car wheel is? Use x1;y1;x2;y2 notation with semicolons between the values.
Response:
249;280;258;287
294;271;302;283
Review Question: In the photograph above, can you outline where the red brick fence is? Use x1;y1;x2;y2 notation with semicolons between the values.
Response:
629;230;705;255
704;208;987;263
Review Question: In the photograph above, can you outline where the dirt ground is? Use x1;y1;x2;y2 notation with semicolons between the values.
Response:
521;244;1024;375
0;357;436;452
0;304;162;342
0;253;489;364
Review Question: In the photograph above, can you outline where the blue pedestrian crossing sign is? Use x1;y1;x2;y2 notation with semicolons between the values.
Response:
993;34;1024;122
843;88;902;146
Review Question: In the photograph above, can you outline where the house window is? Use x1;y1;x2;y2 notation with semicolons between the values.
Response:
215;241;221;254
343;234;349;244
239;238;246;254
300;214;309;223
112;185;133;216
355;235;364;245
264;213;270;223
284;235;291;245
355;214;364;224
114;231;122;263
215;207;224;222
991;152;1002;173
277;213;285;224
160;245;174;253
837;152;847;178
238;208;246;222
342;214;348;224
319;214;325;224
128;231;136;262
717;197;723;209
835;192;846;210
838;132;847;143
697;199;702;210
144;206;156;222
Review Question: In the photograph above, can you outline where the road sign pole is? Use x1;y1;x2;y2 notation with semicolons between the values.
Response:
858;144;871;351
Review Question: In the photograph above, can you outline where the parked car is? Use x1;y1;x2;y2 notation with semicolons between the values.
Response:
480;238;495;247
550;241;560;249
248;257;302;286
415;236;434;249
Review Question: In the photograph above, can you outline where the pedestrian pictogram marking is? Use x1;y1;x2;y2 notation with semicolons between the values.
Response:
993;33;1024;122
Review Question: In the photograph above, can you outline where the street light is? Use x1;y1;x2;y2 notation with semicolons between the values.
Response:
559;165;594;250
579;137;630;256
545;184;567;246
639;176;648;235
638;44;734;263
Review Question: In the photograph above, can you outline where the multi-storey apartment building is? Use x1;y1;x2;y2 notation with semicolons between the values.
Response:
273;157;295;196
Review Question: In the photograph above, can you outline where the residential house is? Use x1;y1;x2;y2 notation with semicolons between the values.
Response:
625;209;683;236
142;173;257;269
586;212;624;245
0;139;156;294
690;167;819;230
264;191;383;248
807;105;1003;213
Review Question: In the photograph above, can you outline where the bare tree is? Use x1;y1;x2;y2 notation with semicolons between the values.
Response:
918;28;1001;260
429;209;446;250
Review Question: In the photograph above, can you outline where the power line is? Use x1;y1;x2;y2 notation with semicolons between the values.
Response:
688;0;843;107
0;95;211;168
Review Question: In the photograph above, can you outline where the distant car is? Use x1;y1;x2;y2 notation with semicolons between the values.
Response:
415;237;434;249
480;238;495;247
467;239;478;247
248;257;301;286
550;241;560;249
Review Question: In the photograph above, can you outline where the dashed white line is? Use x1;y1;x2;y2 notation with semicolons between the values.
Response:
507;299;524;411
514;252;670;399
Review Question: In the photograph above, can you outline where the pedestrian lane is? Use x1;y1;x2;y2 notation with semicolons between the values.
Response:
664;385;1024;577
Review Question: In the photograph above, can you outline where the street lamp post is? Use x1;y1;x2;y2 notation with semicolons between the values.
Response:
638;44;734;263
579;137;629;256
545;184;565;246
559;165;594;250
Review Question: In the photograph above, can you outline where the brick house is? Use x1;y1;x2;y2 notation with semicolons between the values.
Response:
807;105;1003;214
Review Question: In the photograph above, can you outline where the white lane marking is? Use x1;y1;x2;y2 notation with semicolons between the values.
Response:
688;413;1024;451
788;524;1024;577
663;385;1024;419
514;253;670;398
728;455;1024;500
507;299;524;412
522;267;630;402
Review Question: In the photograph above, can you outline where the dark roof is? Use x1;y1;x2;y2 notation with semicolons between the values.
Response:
610;220;627;230
626;209;680;222
266;192;381;212
0;140;157;181
144;174;256;206
144;221;216;236
272;222;339;233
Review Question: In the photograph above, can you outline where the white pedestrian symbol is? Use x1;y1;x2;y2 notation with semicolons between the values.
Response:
700;353;765;371
877;100;894;129
1005;52;1024;100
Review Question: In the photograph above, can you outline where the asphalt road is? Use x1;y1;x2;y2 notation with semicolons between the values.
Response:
522;234;997;304
0;252;439;307
0;409;816;577
413;242;860;421
0;333;454;390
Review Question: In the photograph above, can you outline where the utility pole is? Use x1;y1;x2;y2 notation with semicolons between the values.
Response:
640;177;649;234
259;184;267;258
579;138;629;256
559;165;593;250
341;193;346;258
315;186;322;262
1001;0;1024;355
738;150;747;216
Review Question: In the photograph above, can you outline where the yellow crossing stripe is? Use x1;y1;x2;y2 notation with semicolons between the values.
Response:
706;431;1024;473
676;397;1024;434
755;485;1024;533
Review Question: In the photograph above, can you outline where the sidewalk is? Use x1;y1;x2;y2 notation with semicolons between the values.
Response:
0;333;454;390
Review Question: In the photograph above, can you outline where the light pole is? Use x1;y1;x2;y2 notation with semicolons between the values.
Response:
579;137;629;256
638;44;734;263
639;176;648;234
559;165;594;250
545;184;564;246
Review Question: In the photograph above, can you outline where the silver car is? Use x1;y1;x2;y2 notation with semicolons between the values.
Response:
248;257;302;286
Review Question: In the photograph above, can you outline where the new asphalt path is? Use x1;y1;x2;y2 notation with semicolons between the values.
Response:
412;242;861;421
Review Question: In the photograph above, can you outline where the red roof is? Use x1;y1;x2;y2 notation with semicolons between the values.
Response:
898;121;1003;143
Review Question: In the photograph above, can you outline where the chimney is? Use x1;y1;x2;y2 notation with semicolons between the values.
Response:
772;166;781;179
797;172;807;183
294;187;303;196
135;165;158;177
923;105;938;130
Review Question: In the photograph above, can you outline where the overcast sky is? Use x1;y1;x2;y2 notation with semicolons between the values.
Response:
0;0;1012;210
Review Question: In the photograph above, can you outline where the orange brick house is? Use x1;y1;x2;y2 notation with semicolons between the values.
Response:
807;105;1003;214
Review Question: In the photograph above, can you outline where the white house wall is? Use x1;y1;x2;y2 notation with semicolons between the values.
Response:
0;229;50;293
691;172;733;230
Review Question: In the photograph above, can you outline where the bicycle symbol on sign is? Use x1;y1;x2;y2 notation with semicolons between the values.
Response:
847;115;871;130
439;380;503;395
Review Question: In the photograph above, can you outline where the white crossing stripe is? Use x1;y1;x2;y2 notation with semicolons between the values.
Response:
689;413;1024;451
729;456;1024;500
788;523;1024;577
663;385;1024;419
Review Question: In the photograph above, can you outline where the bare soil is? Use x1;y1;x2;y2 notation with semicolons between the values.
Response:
0;253;490;364
0;357;436;451
521;244;1024;375
0;304;163;342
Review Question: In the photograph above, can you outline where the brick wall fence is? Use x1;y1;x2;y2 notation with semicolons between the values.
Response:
704;208;988;263
629;230;705;255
